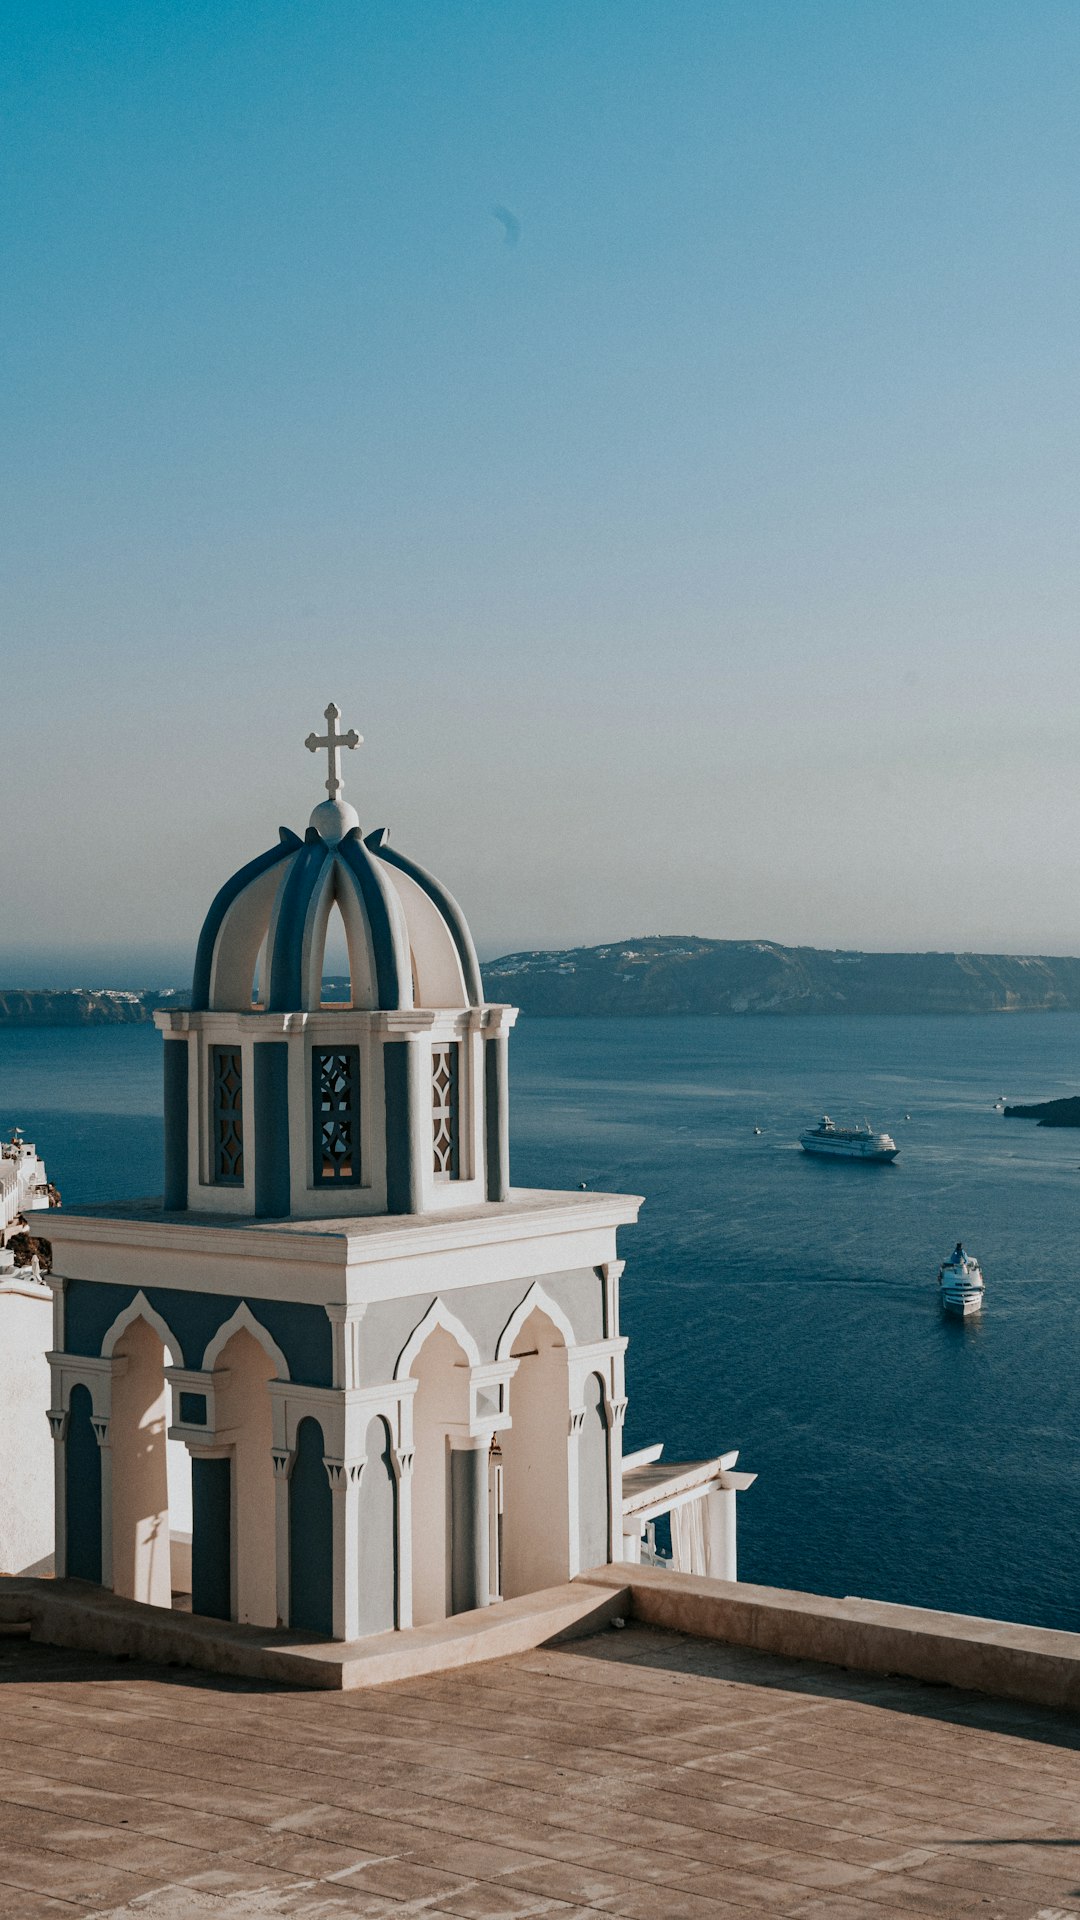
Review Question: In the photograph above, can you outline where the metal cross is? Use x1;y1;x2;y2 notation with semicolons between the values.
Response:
305;702;362;800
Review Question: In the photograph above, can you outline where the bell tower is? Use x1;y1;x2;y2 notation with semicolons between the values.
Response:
156;702;514;1219
43;700;641;1646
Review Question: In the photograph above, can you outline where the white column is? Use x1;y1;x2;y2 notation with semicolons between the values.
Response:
608;1396;627;1565
92;1414;113;1588
392;1446;414;1629
705;1484;737;1582
566;1406;584;1577
271;1447;292;1626
620;1519;643;1564
46;1406;68;1578
326;1458;364;1642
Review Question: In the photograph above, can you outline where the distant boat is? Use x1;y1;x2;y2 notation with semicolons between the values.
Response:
753;1126;763;1136
799;1116;899;1163
939;1243;984;1317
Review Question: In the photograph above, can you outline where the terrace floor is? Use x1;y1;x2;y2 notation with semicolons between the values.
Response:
1;1620;1080;1920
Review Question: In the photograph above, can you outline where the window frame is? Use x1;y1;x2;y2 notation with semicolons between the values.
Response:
311;1043;363;1188
210;1044;245;1186
431;1039;461;1181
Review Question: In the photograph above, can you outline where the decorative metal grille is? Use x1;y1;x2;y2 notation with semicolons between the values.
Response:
211;1047;244;1184
312;1046;361;1184
432;1041;460;1178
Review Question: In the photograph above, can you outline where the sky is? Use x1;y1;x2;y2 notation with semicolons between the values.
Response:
4;0;1080;985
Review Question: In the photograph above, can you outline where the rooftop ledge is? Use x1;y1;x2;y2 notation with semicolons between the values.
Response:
5;1565;1079;1711
33;1186;644;1264
579;1563;1080;1712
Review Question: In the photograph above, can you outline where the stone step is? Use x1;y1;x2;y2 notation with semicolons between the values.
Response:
0;1575;629;1689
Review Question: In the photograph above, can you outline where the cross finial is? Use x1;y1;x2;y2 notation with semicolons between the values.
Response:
305;702;362;801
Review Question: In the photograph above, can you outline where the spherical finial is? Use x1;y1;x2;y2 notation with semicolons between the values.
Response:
309;797;360;843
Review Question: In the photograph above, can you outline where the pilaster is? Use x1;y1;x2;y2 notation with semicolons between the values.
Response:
391;1443;414;1629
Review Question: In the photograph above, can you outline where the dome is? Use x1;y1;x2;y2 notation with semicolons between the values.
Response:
191;818;483;1014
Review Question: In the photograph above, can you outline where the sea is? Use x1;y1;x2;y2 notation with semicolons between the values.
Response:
4;1012;1080;1633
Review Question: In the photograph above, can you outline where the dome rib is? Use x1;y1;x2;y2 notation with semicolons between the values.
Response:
336;830;413;1011
192;829;302;1012
369;835;483;1006
265;835;332;1012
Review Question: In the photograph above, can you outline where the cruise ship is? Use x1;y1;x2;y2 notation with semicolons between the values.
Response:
799;1116;899;1162
938;1243;984;1317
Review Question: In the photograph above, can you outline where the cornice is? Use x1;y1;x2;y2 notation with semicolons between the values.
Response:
37;1187;644;1275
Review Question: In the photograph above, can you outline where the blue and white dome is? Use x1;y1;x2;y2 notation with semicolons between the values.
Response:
191;713;482;1015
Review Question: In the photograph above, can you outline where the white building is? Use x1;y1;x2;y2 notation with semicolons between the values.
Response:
38;706;751;1639
0;1131;55;1574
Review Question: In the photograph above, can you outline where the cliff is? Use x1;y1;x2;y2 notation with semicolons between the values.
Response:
0;989;186;1028
483;937;1080;1017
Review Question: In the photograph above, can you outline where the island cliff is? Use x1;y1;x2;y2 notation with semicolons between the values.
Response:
1002;1098;1080;1127
6;940;1080;1023
483;938;1080;1017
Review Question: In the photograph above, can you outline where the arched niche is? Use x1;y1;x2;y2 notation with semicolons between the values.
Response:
109;1315;176;1609
408;1323;472;1626
289;1416;333;1635
102;1294;192;1601
201;1303;289;1380
212;1326;276;1627
500;1306;571;1599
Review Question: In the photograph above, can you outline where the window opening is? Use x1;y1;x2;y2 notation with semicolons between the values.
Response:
320;899;351;1006
312;1046;362;1184
211;1047;244;1184
432;1041;460;1179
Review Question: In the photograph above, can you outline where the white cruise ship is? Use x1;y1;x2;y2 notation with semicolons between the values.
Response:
799;1116;899;1162
938;1243;984;1317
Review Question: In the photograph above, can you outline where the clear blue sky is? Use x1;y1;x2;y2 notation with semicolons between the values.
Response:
5;1;1080;983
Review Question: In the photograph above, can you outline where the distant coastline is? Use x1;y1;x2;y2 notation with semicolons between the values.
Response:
7;937;1080;1024
483;937;1080;1018
0;989;183;1028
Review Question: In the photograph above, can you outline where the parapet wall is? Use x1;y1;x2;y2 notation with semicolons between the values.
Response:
579;1562;1080;1710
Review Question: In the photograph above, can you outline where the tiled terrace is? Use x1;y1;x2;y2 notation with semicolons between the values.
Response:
1;1621;1080;1920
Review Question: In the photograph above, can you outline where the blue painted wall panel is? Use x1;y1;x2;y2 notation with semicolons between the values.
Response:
253;1041;291;1217
162;1040;189;1211
289;1416;333;1635
65;1384;102;1584
192;1456;231;1620
64;1279;333;1386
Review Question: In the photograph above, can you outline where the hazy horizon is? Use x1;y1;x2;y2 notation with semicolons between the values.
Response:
6;3;1080;960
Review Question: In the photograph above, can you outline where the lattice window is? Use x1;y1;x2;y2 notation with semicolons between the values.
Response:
211;1047;244;1185
312;1046;362;1185
432;1041;460;1179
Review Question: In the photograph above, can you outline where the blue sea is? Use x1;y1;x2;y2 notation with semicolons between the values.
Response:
4;1014;1080;1632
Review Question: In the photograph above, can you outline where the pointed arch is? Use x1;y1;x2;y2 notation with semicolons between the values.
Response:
395;1298;481;1380
101;1291;184;1368
496;1282;576;1362
202;1302;290;1379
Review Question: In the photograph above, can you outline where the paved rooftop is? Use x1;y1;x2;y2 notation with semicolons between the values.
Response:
1;1620;1080;1920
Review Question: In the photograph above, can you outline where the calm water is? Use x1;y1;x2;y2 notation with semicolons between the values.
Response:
4;1014;1080;1631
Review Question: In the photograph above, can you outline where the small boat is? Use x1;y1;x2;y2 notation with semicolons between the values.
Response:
753;1126;763;1136
799;1116;898;1162
939;1243;984;1317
